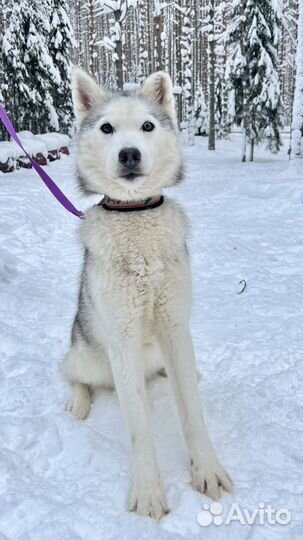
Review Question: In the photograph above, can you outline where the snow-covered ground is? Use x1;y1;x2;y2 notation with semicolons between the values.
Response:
0;135;302;540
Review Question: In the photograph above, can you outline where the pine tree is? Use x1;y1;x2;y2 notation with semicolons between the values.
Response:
291;0;303;157
226;0;283;161
1;0;32;131
25;0;62;132
49;0;75;133
2;0;61;133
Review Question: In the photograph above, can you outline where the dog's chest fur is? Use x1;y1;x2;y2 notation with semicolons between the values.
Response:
82;199;189;339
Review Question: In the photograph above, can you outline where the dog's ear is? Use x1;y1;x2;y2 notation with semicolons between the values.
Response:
72;68;106;121
140;72;177;124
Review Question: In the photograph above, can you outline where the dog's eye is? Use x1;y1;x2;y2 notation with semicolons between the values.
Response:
142;121;155;132
100;123;113;134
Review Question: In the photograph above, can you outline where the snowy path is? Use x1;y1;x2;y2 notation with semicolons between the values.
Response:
0;137;302;539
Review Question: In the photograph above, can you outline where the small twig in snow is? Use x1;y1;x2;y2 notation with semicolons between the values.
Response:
238;279;247;295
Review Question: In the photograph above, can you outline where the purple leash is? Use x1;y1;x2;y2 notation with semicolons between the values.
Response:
0;105;84;219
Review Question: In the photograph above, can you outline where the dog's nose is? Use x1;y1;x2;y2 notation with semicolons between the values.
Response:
119;147;141;170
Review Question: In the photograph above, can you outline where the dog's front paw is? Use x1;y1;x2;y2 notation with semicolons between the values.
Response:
191;455;233;500
127;477;169;520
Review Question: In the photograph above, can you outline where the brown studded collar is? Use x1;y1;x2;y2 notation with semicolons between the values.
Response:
98;195;164;212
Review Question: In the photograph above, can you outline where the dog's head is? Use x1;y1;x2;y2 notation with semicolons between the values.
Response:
72;69;183;200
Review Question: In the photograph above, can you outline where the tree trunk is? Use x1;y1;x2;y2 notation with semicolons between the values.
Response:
241;125;247;163
75;0;83;67
114;9;123;90
291;0;303;158
137;0;147;83
249;139;254;161
176;0;183;126
208;0;216;151
88;0;97;78
115;37;123;89
241;85;249;162
154;14;163;71
147;0;153;73
181;0;194;145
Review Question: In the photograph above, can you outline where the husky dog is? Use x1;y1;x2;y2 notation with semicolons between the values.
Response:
62;68;232;519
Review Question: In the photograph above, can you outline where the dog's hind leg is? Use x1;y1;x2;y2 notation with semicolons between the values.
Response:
61;337;114;421
62;342;92;420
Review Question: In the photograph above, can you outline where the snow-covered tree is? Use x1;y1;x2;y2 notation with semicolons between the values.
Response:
291;0;303;157
201;0;231;145
180;0;195;145
206;0;216;150
226;0;284;161
82;0;100;79
0;0;299;150
2;0;62;133
0;5;8;139
194;86;209;136
98;1;132;89
214;0;230;139
1;0;32;131
0;1;7;112
154;1;166;71
70;0;84;67
49;0;75;132
137;0;148;83
174;0;183;126
279;0;298;126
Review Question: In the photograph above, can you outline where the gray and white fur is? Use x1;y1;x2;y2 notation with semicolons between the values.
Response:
62;68;232;519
